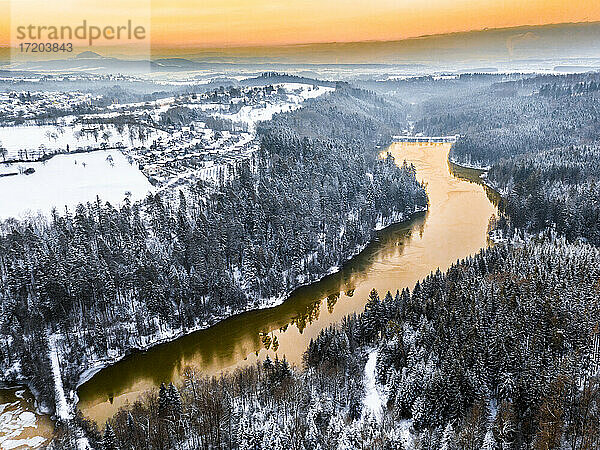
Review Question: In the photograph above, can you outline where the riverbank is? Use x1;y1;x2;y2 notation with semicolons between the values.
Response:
72;205;428;404
16;199;416;447
448;153;491;171
448;152;510;198
448;159;501;200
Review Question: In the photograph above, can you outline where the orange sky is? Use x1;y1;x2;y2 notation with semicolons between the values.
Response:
151;0;600;47
2;0;600;49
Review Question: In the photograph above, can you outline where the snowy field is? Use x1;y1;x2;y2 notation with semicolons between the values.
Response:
0;124;166;160
215;84;334;131
0;150;154;221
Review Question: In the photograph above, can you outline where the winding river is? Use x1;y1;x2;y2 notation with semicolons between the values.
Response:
74;142;499;426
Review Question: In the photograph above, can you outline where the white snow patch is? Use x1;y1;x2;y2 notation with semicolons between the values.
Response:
76;437;91;450
397;419;415;449
1;436;46;449
361;350;385;423
215;84;333;132
49;335;71;421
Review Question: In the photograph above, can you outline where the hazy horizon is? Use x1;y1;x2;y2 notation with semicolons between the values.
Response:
3;21;600;73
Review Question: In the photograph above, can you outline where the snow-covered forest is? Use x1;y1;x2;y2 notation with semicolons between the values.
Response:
52;234;600;449
0;85;427;415
415;72;600;168
488;145;600;245
3;67;600;449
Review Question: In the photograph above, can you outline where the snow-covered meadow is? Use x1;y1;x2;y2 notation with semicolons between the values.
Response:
0;150;154;221
0;123;167;161
215;84;334;131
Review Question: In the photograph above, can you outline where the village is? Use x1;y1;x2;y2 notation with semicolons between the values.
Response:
0;76;333;217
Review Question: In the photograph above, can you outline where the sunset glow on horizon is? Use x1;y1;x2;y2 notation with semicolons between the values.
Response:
2;0;600;49
150;0;600;48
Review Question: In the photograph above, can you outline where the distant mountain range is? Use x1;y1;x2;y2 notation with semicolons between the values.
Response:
156;22;600;65
2;22;600;74
75;51;103;59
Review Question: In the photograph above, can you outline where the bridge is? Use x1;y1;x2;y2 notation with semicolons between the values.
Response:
392;135;460;143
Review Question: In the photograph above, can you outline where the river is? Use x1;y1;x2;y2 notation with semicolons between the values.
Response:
73;141;498;426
